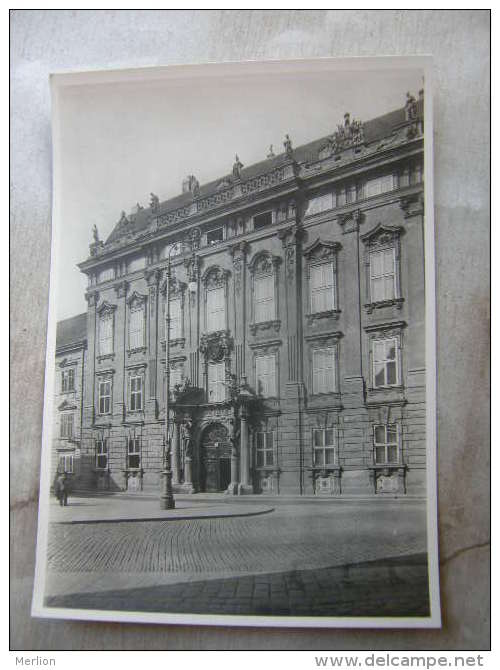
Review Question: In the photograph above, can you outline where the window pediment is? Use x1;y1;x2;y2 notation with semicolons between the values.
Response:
58;399;77;411
96;300;117;315
303;238;341;262
160;275;187;297
248;251;281;276
126;291;147;308
361;224;403;248
201;265;230;288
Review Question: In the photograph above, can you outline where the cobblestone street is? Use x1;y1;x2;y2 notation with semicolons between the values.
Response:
44;496;430;617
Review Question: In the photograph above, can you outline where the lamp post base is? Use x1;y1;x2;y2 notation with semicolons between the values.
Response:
160;469;175;510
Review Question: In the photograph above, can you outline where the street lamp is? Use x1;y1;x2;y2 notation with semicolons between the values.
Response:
160;241;182;510
160;237;199;509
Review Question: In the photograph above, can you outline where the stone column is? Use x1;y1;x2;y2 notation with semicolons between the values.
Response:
238;406;253;495
171;418;181;487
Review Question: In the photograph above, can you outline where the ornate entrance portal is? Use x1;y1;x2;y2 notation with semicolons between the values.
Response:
199;423;231;492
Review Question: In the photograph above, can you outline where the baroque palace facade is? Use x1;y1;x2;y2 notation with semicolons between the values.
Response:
53;90;426;497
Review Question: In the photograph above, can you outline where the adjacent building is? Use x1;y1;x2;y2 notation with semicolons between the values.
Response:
54;90;426;497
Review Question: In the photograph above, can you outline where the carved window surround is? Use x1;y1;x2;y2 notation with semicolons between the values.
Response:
361;223;404;312
303;238;341;321
248;251;282;331
96;300;117;362
126;290;148;356
126;364;146;417
201;266;230;333
365;320;406;399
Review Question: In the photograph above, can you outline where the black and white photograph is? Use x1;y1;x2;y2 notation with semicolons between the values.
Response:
31;57;439;628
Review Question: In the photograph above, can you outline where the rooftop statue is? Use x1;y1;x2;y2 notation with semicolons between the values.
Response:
284;134;293;157
92;224;100;244
267;144;275;159
232;154;243;180
149;192;160;211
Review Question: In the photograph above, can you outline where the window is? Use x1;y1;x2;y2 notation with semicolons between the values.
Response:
169;298;182;339
58;453;74;473
61;368;75;393
128;256;145;273
306;193;334;216
364;175;394;198
253;211;272;230
207;362;225;403
370;248;396;302
254;274;275;323
130;375;143;411
60;413;74;439
129;305;145;349
374;424;399;464
313;428;336;467
310;263;336;313
206;286;225;332
98;380;112;415
99;312;114;356
95;439;108;469
207;228;224;245
256;432;274;467
255;354;276;397
373;337;399;387
127;437;141;469
312;348;337;394
97;267;114;283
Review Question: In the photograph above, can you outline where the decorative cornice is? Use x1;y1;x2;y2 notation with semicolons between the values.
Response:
249;319;281;336
249;338;282;350
306;310;341;325
304;330;343;343
363;320;407;333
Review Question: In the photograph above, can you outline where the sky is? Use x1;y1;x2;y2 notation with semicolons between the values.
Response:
54;62;424;320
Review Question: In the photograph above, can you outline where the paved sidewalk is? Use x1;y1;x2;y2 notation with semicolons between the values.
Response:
50;496;273;524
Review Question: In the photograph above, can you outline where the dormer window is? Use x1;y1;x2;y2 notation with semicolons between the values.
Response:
253;211;272;230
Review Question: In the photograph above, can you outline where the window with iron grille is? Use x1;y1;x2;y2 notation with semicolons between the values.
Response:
128;437;141;469
95;439;108;469
313;428;337;467
373;424;399;464
58;453;74;473
60;413;74;439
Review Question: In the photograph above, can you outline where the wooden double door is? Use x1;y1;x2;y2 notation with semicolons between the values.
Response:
199;423;231;493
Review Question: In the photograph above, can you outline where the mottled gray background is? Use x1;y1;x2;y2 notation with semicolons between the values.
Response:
10;10;490;650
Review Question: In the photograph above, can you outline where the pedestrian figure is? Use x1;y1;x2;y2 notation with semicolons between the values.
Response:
55;473;68;506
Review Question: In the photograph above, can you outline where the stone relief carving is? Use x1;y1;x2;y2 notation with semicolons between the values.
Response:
199;330;233;362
